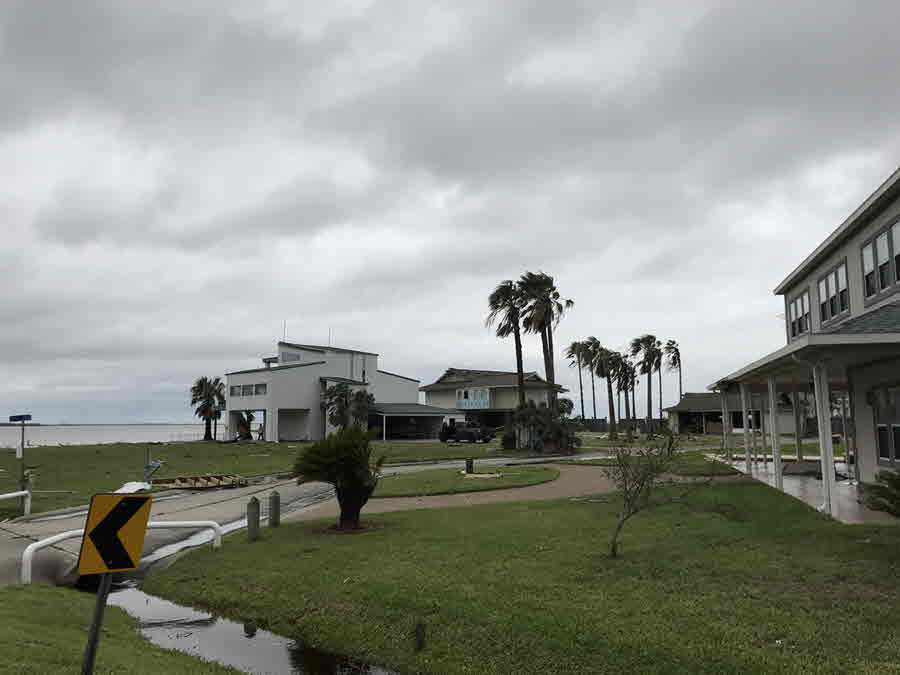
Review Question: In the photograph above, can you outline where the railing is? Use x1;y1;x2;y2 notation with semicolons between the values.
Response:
0;489;31;516
20;520;223;584
456;399;490;410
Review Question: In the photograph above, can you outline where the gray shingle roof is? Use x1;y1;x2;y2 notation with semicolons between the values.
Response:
821;301;900;334
419;368;565;392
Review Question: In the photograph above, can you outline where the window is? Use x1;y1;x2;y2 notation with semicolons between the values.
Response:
837;264;848;312
282;353;300;363
801;292;810;332
788;291;809;338
819;262;849;323
241;384;254;396
894;222;900;282
230;385;241;397
878;232;891;290
874;386;900;465
863;242;876;297
789;300;798;337
878;425;891;460
254;383;267;395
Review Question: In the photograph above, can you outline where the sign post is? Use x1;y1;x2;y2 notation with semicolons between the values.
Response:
9;415;31;516
77;494;153;674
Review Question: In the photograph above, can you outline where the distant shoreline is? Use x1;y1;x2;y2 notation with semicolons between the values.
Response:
0;423;200;427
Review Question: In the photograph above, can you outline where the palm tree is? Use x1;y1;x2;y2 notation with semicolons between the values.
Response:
583;335;602;419
591;346;619;440
664;340;683;402
486;280;527;408
565;340;587;419
630;335;662;432
190;376;225;441
654;343;664;419
615;355;633;435
519;271;574;411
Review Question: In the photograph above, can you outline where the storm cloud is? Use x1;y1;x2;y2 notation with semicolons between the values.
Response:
3;0;900;422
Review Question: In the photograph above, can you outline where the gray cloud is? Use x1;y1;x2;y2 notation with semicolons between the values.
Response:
3;0;900;423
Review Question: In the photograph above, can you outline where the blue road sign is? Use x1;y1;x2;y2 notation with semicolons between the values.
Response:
9;414;31;422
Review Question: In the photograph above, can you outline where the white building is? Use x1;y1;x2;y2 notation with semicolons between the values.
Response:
225;341;454;441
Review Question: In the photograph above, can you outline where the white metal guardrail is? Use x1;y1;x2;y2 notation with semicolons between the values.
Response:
0;489;31;516
20;520;223;584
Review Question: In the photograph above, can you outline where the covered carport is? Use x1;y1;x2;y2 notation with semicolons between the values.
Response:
711;330;900;518
370;403;459;441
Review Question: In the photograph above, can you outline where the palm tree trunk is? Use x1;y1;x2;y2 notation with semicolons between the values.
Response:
545;326;557;409
213;417;218;441
203;417;212;441
606;377;618;439
678;364;683;401
623;387;631;435
540;328;551;392
617;388;622;421
658;367;663;420
631;384;636;427
577;355;585;419
646;371;652;431
591;372;597;419
513;325;526;408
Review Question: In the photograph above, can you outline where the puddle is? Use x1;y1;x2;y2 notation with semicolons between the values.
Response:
108;584;397;674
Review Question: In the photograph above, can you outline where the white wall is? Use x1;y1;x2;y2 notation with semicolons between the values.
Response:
849;357;900;483
493;387;549;409
372;371;419;403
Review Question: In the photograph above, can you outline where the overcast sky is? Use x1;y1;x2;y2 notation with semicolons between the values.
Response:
4;0;900;424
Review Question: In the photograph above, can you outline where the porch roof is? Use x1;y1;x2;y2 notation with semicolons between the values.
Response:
709;332;900;391
372;403;458;416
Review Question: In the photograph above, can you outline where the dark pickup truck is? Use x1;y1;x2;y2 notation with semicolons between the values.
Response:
440;421;495;443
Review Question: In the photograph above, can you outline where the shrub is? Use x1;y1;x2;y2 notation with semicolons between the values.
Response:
294;427;385;530
501;430;517;450
862;470;900;518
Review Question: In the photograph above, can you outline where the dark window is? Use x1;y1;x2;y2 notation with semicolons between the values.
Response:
230;386;241;397
800;292;810;333
837;264;848;312
828;271;838;316
254;383;267;395
877;232;891;291
818;279;828;322
893;223;900;283
789;300;797;337
864;243;876;297
878;424;891;460
241;384;254;396
893;426;900;462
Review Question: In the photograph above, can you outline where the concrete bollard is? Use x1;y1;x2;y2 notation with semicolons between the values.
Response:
247;497;260;542
465;458;474;474
269;490;281;528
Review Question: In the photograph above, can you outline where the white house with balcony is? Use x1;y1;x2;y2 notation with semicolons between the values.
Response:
420;368;565;427
224;341;454;442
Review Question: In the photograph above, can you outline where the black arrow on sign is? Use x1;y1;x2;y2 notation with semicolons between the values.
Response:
88;497;148;569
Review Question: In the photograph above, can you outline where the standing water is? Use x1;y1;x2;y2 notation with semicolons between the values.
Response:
108;582;398;674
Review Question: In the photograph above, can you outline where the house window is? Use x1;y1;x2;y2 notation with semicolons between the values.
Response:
877;232;891;290
878;425;891;460
230;386;241;397
789;300;798;337
241;384;254;396
837;263;848;312
893;222;900;283
873;387;900;465
863;242;876;297
819;262;849;323
789;291;810;338
254;383;267;395
801;292;810;332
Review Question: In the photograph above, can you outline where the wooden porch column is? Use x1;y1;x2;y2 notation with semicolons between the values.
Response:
749;394;758;461
759;393;768;462
839;391;849;464
768;375;783;491
382;415;387;441
740;383;752;474
792;378;802;461
847;370;861;483
812;362;836;517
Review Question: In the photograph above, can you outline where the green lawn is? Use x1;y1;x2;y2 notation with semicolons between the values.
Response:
372;440;502;464
569;451;740;477
374;465;559;497
0;441;297;518
0;585;234;674
145;480;900;674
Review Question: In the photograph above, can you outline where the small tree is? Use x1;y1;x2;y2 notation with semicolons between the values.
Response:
324;383;353;430
350;389;375;427
295;427;385;530
190;376;226;441
602;434;674;558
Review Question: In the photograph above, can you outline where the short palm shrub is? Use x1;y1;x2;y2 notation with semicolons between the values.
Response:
295;427;385;530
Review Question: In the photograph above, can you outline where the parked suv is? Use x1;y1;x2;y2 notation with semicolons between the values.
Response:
440;421;495;443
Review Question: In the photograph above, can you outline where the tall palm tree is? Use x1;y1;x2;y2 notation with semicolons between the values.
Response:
191;376;225;441
630;335;661;432
565;340;587;419
486;280;527;408
654;343;664;419
519;271;574;410
591;346;619;439
664;340;683;402
615;354;633;434
583;336;602;419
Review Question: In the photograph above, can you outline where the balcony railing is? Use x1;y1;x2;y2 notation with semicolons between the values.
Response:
456;399;489;410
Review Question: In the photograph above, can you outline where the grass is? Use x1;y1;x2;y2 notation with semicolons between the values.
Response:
0;441;297;518
0;584;234;674
372;440;503;464
145;480;900;674
569;451;740;477
373;465;559;497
